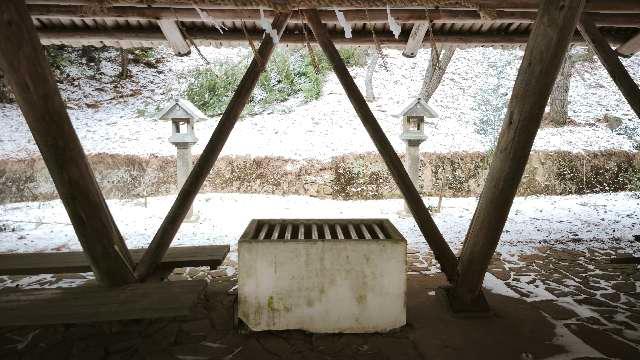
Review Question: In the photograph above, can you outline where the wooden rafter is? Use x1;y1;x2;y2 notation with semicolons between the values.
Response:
578;15;640;118
451;0;586;308
134;12;291;281
157;19;191;55
616;31;640;57
0;0;135;287
303;9;459;283
26;5;640;26
403;22;429;58
20;0;640;12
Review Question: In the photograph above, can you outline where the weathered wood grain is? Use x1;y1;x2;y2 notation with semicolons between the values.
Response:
0;245;229;276
304;9;459;282
579;15;640;118
0;280;206;326
0;0;134;287
453;0;586;305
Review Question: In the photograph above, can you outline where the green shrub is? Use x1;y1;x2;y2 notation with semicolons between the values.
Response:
184;63;246;116
183;47;367;116
45;45;73;75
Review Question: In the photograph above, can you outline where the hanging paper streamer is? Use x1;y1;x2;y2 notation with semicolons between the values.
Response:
333;7;352;39
193;3;226;34
387;6;401;39
259;9;279;43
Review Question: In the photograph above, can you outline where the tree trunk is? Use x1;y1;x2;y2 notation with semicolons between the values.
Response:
548;49;574;126
0;69;12;103
419;46;455;101
365;50;378;101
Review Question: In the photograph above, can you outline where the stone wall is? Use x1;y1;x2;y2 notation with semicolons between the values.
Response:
0;150;638;204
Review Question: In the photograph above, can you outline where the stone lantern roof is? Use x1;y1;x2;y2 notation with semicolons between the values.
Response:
157;98;208;122
399;98;439;118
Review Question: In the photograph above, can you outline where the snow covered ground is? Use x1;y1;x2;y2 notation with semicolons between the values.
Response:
0;46;638;160
1;191;638;258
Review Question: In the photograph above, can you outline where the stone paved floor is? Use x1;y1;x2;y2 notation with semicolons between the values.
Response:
1;247;639;359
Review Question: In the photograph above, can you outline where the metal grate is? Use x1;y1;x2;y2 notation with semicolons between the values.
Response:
248;220;392;241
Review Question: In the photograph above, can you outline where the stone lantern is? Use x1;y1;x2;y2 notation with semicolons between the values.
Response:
399;98;438;211
157;98;207;220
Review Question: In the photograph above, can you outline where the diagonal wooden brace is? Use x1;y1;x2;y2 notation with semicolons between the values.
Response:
135;12;291;281
578;15;640;118
0;0;135;287
304;9;459;283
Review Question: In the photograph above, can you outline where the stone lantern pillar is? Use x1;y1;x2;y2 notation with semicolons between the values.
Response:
157;98;207;221
399;98;438;212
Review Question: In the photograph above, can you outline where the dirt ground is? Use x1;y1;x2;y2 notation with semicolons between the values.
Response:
0;247;638;360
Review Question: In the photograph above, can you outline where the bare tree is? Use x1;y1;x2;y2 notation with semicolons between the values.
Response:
547;46;595;126
419;45;456;101
365;50;378;101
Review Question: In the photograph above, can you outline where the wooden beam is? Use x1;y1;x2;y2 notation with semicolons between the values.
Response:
303;9;459;283
0;245;229;276
26;4;640;26
0;280;206;326
157;19;190;56
616;31;640;57
134;12;291;281
578;15;640;118
0;0;135;287
21;0;640;13
452;0;585;306
402;22;429;58
36;28;629;48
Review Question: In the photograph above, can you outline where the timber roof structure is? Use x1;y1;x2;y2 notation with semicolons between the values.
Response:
26;1;640;54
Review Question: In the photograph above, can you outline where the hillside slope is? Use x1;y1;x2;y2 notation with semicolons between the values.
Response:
0;46;639;160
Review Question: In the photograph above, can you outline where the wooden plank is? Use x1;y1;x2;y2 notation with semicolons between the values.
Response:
0;245;229;276
347;224;359;239
402;22;429;58
36;28;630;48
323;224;331;239
371;223;386;239
359;224;372;239
579;15;640;118
304;9;459;283
26;5;640;27
271;223;281;240
257;223;269;240
0;0;135;287
335;224;345;239
616;31;640;57
21;1;640;12
0;280;206;326
453;0;585;305
157;19;191;56
134;12;290;281
284;224;293;240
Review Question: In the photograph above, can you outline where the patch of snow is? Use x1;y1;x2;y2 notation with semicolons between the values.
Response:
1;47;638;160
1;192;638;257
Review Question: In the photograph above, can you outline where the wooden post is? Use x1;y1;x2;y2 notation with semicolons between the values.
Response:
578;15;640;118
0;0;135;287
304;9;459;282
451;0;585;308
134;13;290;281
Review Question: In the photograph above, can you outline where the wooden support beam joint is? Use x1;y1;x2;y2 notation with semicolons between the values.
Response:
402;23;429;58
158;19;191;56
